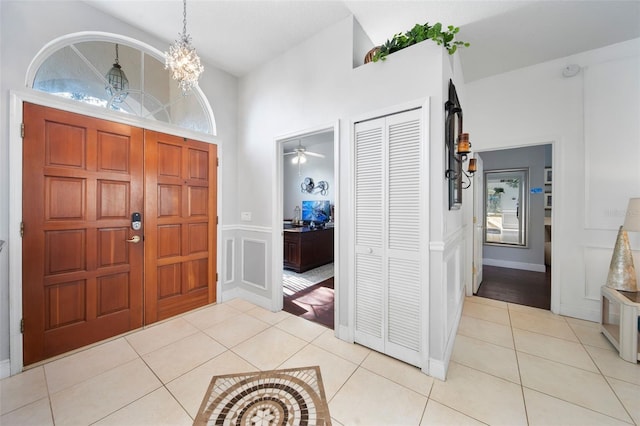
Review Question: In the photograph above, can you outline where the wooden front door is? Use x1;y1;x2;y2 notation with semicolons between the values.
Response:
22;103;144;365
144;131;217;323
22;104;217;365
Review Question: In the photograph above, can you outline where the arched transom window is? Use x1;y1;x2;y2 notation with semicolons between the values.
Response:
29;32;215;135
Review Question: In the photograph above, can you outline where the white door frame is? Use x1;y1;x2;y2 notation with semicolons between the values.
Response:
468;140;559;314
472;154;484;293
8;89;220;376
270;122;340;327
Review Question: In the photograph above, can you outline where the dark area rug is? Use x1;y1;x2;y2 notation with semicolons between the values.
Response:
476;265;551;310
284;278;334;329
194;366;332;425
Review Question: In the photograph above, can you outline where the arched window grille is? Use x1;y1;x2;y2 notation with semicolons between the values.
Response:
28;32;215;135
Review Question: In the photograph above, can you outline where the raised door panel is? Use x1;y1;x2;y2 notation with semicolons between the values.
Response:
283;234;300;270
145;131;217;323
314;229;334;264
299;237;315;270
22;103;144;365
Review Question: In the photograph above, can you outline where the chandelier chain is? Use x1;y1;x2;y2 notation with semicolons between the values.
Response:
182;0;187;38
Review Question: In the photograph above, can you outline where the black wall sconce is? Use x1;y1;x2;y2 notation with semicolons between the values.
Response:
445;79;476;209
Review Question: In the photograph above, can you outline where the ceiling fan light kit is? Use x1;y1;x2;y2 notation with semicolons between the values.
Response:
284;141;325;175
291;154;306;164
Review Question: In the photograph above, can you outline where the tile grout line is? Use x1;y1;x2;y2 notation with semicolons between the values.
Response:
507;305;531;426
41;366;55;425
323;349;371;425
569;320;638;424
119;325;258;424
423;392;491;426
125;321;269;424
519;383;637;426
513;311;636;425
513;347;636;422
124;336;189;422
508;325;612;375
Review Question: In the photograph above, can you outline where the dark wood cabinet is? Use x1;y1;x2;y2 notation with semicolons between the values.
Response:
283;227;334;273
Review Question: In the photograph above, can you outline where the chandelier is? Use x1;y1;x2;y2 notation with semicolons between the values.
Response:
165;0;204;93
105;43;129;103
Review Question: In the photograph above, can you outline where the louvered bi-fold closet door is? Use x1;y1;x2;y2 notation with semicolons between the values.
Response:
354;108;424;367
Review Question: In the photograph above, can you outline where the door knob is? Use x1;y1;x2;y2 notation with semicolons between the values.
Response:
126;235;141;243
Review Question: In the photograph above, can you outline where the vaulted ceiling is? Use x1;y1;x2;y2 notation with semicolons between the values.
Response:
85;0;640;82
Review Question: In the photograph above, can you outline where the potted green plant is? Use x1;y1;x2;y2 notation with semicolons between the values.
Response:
365;22;469;63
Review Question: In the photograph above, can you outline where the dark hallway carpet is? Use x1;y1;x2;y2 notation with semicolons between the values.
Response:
476;265;551;310
283;278;334;329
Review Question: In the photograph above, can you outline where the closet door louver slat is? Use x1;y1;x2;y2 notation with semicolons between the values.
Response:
355;126;383;249
355;253;384;339
388;258;421;351
354;120;384;346
388;118;421;252
387;115;422;353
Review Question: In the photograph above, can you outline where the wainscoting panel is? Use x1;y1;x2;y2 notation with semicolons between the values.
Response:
428;226;467;380
242;238;267;289
224;237;234;284
444;242;463;333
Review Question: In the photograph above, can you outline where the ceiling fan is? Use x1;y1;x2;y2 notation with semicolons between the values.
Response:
283;141;325;165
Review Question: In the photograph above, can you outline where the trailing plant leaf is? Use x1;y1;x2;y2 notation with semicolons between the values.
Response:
370;21;469;62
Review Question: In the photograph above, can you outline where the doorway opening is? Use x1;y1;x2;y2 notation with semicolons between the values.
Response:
278;129;336;329
473;144;552;310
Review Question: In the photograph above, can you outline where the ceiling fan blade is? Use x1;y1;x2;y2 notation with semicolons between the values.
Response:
283;151;297;156
305;151;325;158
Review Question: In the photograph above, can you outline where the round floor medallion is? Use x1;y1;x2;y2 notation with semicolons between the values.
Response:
194;366;331;426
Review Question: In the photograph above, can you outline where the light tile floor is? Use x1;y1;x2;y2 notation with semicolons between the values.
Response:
1;296;638;425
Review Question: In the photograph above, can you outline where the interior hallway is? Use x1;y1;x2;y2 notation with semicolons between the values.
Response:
477;265;551;310
1;297;638;425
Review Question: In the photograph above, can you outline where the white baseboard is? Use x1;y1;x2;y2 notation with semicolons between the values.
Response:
559;302;600;323
428;359;446;381
336;324;352;343
0;358;10;379
222;287;272;311
221;287;239;303
432;290;465;381
483;258;546;272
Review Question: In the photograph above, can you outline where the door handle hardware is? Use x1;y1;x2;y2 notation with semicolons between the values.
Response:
126;235;141;243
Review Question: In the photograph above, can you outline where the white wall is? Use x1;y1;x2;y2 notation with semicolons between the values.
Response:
465;38;640;321
236;16;468;378
0;0;238;373
1;4;471;379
